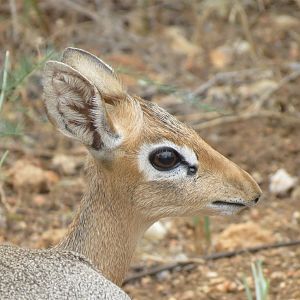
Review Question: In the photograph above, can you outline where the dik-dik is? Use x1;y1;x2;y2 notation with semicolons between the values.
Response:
0;48;261;299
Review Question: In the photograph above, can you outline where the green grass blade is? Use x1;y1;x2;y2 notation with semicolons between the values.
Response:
242;275;253;300
193;216;200;226
0;150;9;169
257;261;269;300
204;216;211;245
7;51;55;95
251;260;269;300
252;261;261;300
0;50;10;112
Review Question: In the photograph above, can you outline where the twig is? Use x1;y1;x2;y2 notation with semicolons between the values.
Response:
51;0;101;24
231;2;258;61
192;110;300;131
201;240;300;260
0;143;86;158
256;0;266;11
124;240;300;284
30;0;50;33
0;144;53;159
192;69;271;97
0;151;9;169
9;0;19;43
176;111;221;123
250;69;300;111
124;262;184;284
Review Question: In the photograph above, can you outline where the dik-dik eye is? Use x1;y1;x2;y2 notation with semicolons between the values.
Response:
149;147;182;171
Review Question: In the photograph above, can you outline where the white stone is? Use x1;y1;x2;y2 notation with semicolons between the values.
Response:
269;169;297;196
144;221;168;240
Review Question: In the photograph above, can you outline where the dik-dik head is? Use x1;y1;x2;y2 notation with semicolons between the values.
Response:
43;48;261;222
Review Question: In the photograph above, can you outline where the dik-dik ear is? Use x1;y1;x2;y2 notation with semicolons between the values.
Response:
61;47;126;102
43;61;122;153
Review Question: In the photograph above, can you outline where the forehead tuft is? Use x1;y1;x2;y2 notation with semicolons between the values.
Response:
139;99;200;143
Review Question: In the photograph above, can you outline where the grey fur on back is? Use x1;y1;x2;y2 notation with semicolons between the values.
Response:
0;245;130;300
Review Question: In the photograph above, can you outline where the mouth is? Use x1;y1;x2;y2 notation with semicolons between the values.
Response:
207;200;249;215
212;200;247;208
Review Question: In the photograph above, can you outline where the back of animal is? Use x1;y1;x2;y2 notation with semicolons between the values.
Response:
0;245;130;300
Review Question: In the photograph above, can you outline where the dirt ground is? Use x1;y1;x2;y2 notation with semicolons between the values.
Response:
0;1;300;299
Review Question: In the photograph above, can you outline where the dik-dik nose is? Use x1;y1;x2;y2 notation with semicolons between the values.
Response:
247;194;262;208
240;168;262;206
253;196;261;204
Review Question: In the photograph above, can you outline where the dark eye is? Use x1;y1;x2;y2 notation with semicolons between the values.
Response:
149;147;181;171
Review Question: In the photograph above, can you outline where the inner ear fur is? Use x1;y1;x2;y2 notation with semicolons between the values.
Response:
43;61;122;152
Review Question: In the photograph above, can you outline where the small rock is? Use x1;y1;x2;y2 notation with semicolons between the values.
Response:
144;221;168;241
233;40;251;55
141;276;152;286
210;277;225;285
271;271;285;279
279;281;286;289
174;253;188;262
199;285;210;294
269;169;297;196
155;284;165;292
210;45;233;68
216;280;237;293
33;194;47;207
164;26;200;57
207;271;218;278
156;270;171;281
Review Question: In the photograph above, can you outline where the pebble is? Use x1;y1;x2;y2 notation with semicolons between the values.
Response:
207;271;218;278
33;194;47;207
144;221;168;241
279;281;286;289
156;270;171;281
216;280;238;293
269;169;297;196
271;271;285;279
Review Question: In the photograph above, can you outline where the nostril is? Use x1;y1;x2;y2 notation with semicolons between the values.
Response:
254;196;260;204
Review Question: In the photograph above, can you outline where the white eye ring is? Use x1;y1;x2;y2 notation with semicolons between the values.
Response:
138;140;198;181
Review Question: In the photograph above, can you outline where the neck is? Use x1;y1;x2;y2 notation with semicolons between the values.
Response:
57;162;147;286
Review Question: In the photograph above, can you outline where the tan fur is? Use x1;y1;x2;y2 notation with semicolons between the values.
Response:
43;48;262;286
